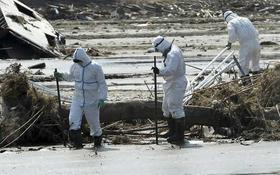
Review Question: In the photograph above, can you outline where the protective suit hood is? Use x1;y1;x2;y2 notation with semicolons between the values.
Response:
73;48;92;67
224;10;238;23
152;36;171;53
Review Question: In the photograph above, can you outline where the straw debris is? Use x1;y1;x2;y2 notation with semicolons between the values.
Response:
0;63;68;147
188;65;280;140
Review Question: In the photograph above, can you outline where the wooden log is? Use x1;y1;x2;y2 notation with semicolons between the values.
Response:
100;100;240;129
28;63;46;69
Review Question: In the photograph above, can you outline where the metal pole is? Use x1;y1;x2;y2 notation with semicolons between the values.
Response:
183;50;235;104
153;56;159;145
190;47;228;86
55;68;62;109
185;63;203;71
232;55;245;76
195;51;234;90
54;68;66;146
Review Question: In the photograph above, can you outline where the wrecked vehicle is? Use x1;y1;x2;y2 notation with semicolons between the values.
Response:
0;0;65;59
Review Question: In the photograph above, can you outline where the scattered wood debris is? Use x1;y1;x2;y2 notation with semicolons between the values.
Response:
20;0;280;20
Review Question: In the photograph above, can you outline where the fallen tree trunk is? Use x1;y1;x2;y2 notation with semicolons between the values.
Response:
100;100;241;129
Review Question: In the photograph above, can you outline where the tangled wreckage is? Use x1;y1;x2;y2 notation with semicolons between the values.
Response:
0;0;64;59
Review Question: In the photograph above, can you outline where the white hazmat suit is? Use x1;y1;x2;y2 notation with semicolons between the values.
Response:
224;10;261;76
66;48;107;137
152;36;187;119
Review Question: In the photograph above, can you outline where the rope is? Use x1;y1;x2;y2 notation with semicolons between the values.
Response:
276;104;280;120
0;107;45;148
0;111;31;146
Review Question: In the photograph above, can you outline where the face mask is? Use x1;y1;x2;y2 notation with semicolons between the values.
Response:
154;37;164;52
73;59;82;63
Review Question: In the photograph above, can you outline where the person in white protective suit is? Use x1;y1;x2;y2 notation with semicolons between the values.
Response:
223;10;261;85
151;36;188;145
55;48;108;149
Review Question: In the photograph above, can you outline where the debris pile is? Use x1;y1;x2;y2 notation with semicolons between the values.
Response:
20;0;280;20
60;47;113;57
188;65;280;141
0;63;68;147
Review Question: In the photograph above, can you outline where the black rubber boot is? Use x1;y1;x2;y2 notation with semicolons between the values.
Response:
162;118;175;138
241;74;252;86
252;71;260;75
93;135;102;147
68;129;83;149
167;118;185;145
252;68;263;75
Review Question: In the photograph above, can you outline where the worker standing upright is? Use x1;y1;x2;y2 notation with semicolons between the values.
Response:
151;36;187;145
54;47;108;149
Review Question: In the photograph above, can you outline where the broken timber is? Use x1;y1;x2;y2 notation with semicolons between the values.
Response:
28;62;46;69
0;0;64;59
100;101;240;130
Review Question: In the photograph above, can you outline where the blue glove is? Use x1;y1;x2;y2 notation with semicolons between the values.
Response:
97;99;105;108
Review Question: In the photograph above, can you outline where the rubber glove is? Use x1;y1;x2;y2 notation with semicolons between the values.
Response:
226;42;232;50
97;99;105;108
151;67;159;74
54;71;64;81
